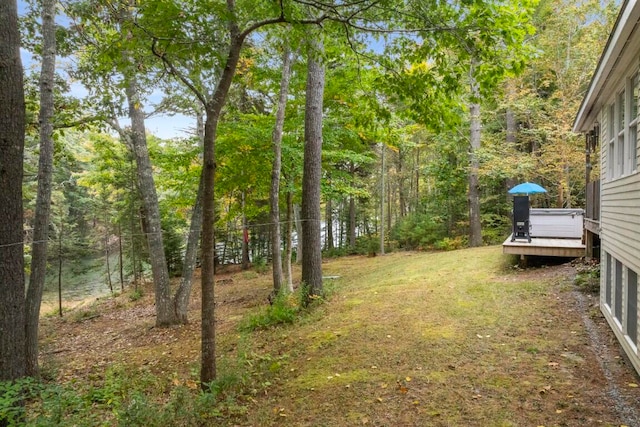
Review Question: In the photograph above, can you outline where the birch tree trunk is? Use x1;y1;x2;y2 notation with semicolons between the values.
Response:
270;46;293;295
285;190;294;292
301;36;325;304
468;58;483;247
25;0;56;377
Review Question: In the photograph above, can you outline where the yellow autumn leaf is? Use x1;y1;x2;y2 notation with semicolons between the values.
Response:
628;383;638;388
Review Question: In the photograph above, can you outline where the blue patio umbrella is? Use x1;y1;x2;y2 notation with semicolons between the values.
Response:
508;182;547;195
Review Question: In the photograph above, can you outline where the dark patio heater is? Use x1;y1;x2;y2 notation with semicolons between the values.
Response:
511;195;531;242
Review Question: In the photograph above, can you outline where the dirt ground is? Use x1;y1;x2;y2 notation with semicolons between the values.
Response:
38;256;640;426
500;261;640;426
574;288;640;426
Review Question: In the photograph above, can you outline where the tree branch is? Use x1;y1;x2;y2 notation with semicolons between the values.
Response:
105;113;134;152
53;115;102;129
150;37;208;107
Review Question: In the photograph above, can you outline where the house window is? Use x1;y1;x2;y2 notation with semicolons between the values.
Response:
617;90;626;176
615;259;623;323
629;73;639;173
608;104;616;180
627;268;638;346
607;71;640;180
606;252;612;308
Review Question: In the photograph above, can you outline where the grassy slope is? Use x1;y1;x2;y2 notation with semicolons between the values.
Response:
35;246;631;426
235;248;618;426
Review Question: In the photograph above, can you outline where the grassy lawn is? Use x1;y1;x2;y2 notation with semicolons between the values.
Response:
30;246;637;426
237;247;618;426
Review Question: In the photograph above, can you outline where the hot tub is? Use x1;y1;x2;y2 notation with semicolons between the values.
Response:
529;208;584;239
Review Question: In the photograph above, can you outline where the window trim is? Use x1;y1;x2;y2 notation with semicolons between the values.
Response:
605;69;640;181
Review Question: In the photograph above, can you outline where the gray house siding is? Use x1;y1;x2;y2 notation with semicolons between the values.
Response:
601;176;640;273
575;0;640;376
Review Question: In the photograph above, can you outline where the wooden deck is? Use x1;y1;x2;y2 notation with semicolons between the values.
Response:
502;235;586;257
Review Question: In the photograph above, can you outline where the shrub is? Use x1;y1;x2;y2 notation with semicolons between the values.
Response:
481;213;511;245
323;246;348;258
0;378;40;426
434;236;467;251
12;361;257;426
70;307;101;323
240;292;298;331
391;213;447;250
129;288;144;302
574;262;600;294
253;256;268;274
351;235;379;256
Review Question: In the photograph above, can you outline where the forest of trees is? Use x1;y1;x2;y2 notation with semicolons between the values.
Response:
0;0;617;400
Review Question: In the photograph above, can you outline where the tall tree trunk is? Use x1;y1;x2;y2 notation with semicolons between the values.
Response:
339;200;345;248
301;36;325;305
200;107;218;385
505;80;517;197
294;203;303;264
468;59;483;247
25;0;56;377
124;75;176;326
0;0;26;382
241;191;250;270
387;179;392;235
129;166;139;286
105;232;113;293
349;196;356;249
380;143;386;255
173;110;206;322
414;147;420;212
270;46;293;295
285;190;294;292
118;223;124;291
58;218;63;318
398;149;406;217
349;162;356;249
198;28;247;388
326;197;334;250
173;175;203;323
